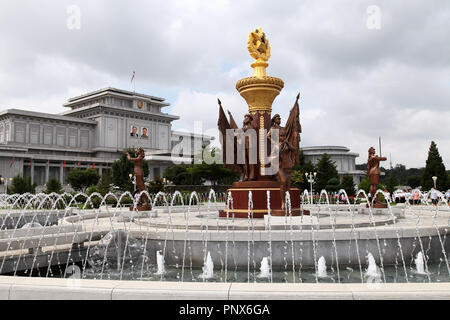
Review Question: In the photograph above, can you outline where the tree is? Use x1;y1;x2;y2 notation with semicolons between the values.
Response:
291;157;316;191
111;148;149;192
97;170;112;196
290;170;304;189
358;177;383;195
188;163;239;188
315;154;338;192
163;164;202;185
8;175;36;194
188;146;240;188
44;178;62;194
384;172;398;194
325;178;340;193
422;141;447;190
66;169;100;192
406;175;421;189
340;174;355;197
358;177;371;194
148;177;165;194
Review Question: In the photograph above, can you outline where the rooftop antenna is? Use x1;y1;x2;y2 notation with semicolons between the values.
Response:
131;71;136;93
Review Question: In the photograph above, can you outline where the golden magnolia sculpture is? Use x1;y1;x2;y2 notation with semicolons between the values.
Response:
247;27;271;62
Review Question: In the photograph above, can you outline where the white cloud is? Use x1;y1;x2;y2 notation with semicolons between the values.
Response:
0;0;449;168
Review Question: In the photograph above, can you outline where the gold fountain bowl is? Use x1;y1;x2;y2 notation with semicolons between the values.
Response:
236;76;284;113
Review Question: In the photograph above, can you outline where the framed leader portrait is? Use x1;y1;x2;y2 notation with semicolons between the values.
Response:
141;127;149;139
130;125;138;137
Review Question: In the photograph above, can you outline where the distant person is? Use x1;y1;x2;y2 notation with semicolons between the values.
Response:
413;191;420;205
384;190;391;203
430;188;438;206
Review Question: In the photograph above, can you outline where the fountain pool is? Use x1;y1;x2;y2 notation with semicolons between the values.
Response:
0;189;448;299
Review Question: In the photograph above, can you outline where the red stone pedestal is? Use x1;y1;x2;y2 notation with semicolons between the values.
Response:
219;180;308;218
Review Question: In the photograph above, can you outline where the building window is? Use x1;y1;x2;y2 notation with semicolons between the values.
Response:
15;123;26;143
30;125;40;144
43;126;52;145
56;128;65;146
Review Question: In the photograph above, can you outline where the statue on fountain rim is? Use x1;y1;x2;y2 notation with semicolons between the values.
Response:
367;146;387;206
126;147;150;211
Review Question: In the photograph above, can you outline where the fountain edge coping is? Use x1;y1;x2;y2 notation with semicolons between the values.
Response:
0;276;448;300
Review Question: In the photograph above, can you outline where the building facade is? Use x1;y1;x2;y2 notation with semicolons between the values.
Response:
0;88;212;189
302;146;366;186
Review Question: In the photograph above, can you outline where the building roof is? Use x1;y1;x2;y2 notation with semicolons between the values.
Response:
67;87;166;102
64;87;170;107
0;109;97;125
172;130;215;141
302;145;359;157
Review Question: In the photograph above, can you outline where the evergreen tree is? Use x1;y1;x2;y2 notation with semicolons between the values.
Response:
290;170;304;189
315;154;338;192
422;141;447;190
340;174;355;197
97;170;113;196
8;175;36;194
358;177;370;194
325;178;340;193
385;172;398;194
44;178;62;194
163;164;202;185
187;146;240;188
358;177;383;195
66;169;100;192
406;175;422;189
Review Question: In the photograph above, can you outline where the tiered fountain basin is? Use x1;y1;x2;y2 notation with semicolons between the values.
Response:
0;191;448;288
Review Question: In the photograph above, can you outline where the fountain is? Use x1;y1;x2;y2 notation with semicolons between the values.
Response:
155;250;165;275
258;257;271;279
199;251;214;280
0;187;447;289
316;256;327;278
0;29;448;299
414;252;429;275
365;253;381;279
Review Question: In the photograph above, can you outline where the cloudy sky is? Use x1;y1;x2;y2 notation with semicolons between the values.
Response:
0;0;449;168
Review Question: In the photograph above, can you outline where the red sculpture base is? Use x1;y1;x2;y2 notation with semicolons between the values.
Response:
219;180;308;218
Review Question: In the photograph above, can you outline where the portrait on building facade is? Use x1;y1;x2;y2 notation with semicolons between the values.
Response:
141;127;149;139
130;125;138;137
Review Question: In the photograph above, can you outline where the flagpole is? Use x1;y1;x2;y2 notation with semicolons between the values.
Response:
379;136;382;157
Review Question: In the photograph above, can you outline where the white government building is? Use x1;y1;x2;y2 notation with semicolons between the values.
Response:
0;87;212;189
302;146;366;186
